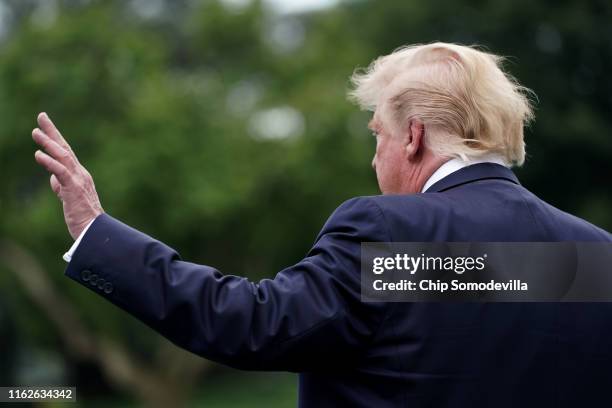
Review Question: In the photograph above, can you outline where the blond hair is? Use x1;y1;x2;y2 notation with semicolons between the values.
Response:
349;42;535;166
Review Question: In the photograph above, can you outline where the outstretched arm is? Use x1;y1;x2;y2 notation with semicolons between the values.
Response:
63;198;389;371
32;114;390;371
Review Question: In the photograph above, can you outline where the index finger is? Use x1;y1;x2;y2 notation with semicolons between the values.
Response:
37;112;71;151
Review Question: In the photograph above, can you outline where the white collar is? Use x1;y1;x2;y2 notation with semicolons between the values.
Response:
421;154;508;193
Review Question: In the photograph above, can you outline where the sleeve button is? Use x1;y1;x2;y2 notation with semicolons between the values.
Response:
81;270;91;282
103;282;114;294
96;277;106;290
89;274;98;286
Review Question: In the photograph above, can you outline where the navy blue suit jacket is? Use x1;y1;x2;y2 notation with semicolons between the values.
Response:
66;163;612;407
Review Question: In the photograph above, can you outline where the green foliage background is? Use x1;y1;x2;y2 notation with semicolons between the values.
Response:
0;0;610;406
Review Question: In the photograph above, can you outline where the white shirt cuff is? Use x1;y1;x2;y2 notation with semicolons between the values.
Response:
62;218;97;263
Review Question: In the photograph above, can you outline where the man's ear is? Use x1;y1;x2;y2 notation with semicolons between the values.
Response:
405;119;425;160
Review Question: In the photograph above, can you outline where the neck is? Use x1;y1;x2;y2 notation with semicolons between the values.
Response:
399;153;449;194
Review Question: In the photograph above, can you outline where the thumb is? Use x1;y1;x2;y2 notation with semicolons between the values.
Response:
50;174;61;196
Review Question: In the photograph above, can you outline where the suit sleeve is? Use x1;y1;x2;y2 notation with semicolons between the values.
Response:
64;197;390;371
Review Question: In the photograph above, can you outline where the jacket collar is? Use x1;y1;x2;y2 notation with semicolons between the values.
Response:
424;162;520;193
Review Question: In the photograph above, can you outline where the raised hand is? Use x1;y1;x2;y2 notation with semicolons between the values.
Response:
32;112;104;239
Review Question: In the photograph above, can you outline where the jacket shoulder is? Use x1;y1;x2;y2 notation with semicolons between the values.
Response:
317;196;393;243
